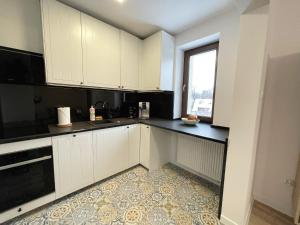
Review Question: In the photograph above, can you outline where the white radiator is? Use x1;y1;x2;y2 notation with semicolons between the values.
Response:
176;134;224;183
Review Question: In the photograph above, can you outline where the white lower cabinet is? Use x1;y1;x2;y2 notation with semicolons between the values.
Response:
52;125;141;198
128;124;141;167
52;132;94;198
139;124;150;168
93;126;129;182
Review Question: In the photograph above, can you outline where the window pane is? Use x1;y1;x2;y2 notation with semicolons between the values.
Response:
187;50;217;118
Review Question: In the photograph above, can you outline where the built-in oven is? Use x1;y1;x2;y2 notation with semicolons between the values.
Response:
0;146;55;213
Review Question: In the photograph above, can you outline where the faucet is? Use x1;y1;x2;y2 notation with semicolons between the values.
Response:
94;101;106;109
94;101;112;119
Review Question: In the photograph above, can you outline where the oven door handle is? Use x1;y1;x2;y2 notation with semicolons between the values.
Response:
0;155;52;171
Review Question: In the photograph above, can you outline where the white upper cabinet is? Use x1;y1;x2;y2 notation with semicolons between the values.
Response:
41;1;174;91
81;13;121;89
120;31;142;90
140;31;175;91
41;0;83;86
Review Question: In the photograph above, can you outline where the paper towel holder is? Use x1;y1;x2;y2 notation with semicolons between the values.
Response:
57;107;72;128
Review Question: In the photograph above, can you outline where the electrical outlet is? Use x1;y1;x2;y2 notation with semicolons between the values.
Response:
285;179;295;187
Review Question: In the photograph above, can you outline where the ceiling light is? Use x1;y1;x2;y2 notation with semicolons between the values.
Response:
116;0;125;3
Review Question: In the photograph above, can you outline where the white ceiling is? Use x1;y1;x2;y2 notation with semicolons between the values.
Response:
59;0;240;38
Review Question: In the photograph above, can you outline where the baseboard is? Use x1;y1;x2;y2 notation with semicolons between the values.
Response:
253;194;293;217
220;199;253;225
220;215;239;225
252;200;294;225
244;198;254;225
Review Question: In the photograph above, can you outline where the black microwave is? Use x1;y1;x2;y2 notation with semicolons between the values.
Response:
0;46;45;85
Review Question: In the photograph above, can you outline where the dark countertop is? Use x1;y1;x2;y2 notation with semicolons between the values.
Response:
48;118;137;137
0;118;137;145
141;118;229;144
0;118;229;145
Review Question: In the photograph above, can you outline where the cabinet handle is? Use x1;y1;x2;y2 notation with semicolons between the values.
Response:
73;134;76;137
118;85;121;88
18;208;22;212
127;126;129;128
80;82;83;85
122;86;124;88
146;126;149;128
0;156;52;171
156;87;159;90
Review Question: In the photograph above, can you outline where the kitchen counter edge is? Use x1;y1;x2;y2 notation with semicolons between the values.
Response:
0;118;229;145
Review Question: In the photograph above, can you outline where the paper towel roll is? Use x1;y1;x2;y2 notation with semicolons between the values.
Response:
57;107;71;126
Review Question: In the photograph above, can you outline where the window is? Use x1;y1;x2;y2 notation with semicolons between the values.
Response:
181;42;218;123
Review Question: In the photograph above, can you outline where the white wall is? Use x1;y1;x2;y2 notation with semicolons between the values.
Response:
221;5;269;225
0;0;43;53
253;0;300;217
173;10;240;127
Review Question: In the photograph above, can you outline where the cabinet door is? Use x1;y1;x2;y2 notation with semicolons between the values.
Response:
128;124;140;167
140;124;150;168
93;126;129;181
71;132;94;188
140;32;161;91
41;0;83;86
160;31;175;91
52;135;73;197
52;132;93;198
121;31;141;90
82;13;121;89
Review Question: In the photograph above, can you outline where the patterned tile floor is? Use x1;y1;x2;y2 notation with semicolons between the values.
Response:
7;164;220;225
